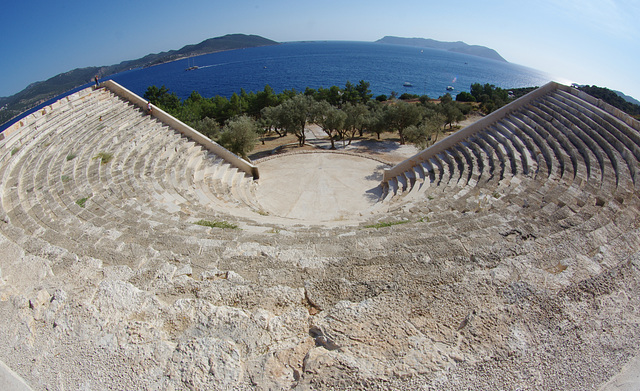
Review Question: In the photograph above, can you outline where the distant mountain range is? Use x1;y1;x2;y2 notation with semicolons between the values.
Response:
615;90;640;106
0;34;278;127
376;36;507;63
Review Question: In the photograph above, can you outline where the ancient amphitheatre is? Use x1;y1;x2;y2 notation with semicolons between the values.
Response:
1;79;640;390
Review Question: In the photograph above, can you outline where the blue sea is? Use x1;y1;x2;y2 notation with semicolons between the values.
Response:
2;41;553;131
111;41;552;100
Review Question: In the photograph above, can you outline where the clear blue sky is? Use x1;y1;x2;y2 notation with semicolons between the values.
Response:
1;0;639;100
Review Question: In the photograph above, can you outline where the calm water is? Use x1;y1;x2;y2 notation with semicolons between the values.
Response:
110;41;552;100
1;41;553;131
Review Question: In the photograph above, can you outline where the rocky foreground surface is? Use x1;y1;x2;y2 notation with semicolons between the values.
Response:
0;82;639;390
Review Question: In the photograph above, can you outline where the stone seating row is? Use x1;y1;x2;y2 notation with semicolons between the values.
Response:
365;85;640;273
366;179;637;275
2;82;639;272
0;87;262;262
382;86;639;210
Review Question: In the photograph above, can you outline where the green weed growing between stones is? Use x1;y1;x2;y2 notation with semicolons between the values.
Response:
76;196;90;208
194;220;238;229
93;152;113;164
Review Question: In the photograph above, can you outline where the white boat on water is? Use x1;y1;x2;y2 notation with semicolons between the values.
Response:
446;86;454;91
403;82;413;87
185;57;199;71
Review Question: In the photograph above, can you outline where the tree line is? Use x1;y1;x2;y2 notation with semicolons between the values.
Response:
577;85;640;119
144;80;472;159
454;83;640;120
455;82;519;113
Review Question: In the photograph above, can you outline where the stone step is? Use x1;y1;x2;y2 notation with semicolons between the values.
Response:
550;92;639;187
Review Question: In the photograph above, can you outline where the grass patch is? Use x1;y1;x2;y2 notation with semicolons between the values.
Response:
11;147;19;156
364;220;411;229
66;153;77;161
93;152;113;164
61;175;71;183
194;219;238;229
76;196;90;208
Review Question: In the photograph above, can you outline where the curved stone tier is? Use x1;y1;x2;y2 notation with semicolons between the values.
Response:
0;82;639;390
382;83;640;204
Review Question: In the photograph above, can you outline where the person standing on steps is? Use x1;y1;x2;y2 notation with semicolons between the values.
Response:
147;101;153;116
94;75;99;88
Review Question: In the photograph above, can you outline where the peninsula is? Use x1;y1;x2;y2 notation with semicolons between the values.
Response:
0;34;278;127
376;36;507;62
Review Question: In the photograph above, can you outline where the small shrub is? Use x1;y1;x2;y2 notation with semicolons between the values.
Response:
93;152;113;164
194;220;238;229
399;93;419;101
66;153;76;161
76;196;90;208
456;91;476;102
61;175;71;183
11;147;19;156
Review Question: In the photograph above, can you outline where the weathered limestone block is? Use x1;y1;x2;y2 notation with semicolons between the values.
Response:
165;303;311;389
29;288;51;321
246;338;314;389
172;337;244;388
304;278;397;311
302;346;339;375
103;264;135;281
92;279;161;327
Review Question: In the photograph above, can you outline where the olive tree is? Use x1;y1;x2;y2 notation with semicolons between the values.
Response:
217;115;259;159
261;105;287;137
404;113;444;149
439;94;465;129
316;101;346;149
277;94;318;147
343;102;369;143
384;101;423;144
191;117;220;139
